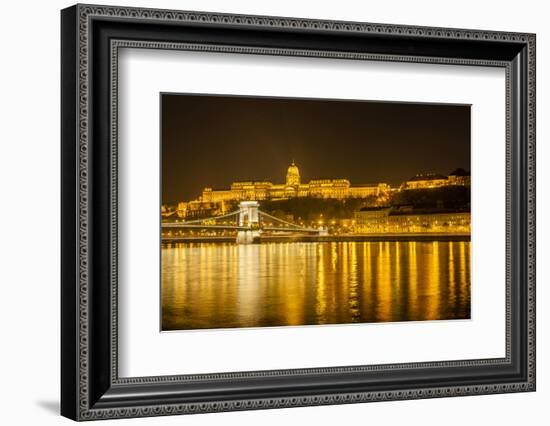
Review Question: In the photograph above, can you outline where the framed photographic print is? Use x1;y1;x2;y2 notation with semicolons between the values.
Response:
160;94;473;331
61;4;536;421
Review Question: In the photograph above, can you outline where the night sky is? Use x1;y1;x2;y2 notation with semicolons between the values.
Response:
162;94;470;204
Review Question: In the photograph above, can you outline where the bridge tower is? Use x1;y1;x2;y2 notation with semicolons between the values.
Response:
237;201;261;244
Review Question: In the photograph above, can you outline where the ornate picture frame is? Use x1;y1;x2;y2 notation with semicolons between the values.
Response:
61;4;535;421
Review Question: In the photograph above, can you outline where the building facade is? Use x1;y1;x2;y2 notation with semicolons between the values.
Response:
200;161;390;203
404;173;450;189
354;208;470;234
403;169;471;190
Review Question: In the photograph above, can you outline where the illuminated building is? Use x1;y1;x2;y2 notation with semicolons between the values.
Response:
448;168;471;186
354;207;470;234
285;161;300;186
404;173;449;189
403;169;470;190
200;161;390;203
176;202;187;218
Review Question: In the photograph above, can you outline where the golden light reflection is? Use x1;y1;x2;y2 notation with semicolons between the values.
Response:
375;241;392;322
330;242;338;272
348;242;359;320
161;241;471;330
394;242;401;297
407;241;419;319
448;242;456;308
424;241;441;320
315;243;327;322
459;241;470;307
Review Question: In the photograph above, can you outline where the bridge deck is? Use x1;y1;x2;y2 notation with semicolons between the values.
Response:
162;233;470;244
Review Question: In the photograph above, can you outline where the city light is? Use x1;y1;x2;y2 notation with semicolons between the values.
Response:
161;162;470;242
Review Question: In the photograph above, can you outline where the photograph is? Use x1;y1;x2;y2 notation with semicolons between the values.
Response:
57;3;536;421
160;94;472;331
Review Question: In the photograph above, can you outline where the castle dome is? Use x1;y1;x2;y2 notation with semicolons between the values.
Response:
286;161;301;186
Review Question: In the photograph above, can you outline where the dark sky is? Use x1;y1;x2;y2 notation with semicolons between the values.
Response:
162;94;470;204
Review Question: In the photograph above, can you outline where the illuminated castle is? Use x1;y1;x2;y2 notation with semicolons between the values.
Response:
403;169;471;190
200;161;390;203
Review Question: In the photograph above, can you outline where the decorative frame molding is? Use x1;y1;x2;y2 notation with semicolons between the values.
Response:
61;4;535;421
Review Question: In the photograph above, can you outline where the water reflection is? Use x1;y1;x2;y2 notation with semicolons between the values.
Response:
161;241;471;330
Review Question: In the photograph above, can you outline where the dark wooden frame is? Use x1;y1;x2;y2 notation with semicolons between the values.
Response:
61;4;536;421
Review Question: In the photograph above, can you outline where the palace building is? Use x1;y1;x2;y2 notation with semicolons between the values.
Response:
403;169;471;190
199;161;390;203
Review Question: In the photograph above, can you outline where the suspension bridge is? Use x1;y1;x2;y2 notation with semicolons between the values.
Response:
162;201;326;244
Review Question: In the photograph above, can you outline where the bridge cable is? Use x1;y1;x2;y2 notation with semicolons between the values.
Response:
258;210;318;232
166;209;240;225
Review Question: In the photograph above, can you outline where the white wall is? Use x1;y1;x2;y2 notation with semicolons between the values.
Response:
0;0;546;424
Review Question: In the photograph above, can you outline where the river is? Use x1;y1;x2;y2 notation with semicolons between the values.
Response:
161;241;470;330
